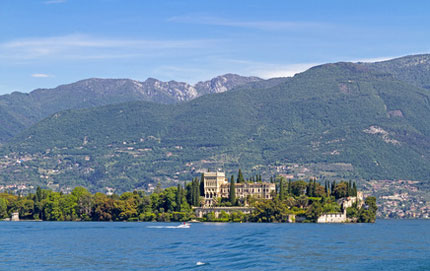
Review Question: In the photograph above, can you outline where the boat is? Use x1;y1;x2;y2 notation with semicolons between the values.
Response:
177;222;191;228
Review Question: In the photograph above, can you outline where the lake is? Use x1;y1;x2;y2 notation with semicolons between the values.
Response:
0;220;429;270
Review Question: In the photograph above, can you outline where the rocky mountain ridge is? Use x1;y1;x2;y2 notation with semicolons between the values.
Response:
0;74;262;142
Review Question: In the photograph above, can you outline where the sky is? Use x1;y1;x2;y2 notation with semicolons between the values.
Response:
0;0;429;94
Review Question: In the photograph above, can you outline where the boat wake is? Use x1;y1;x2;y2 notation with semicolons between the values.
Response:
147;223;190;229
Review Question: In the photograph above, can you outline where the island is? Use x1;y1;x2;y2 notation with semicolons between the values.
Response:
0;170;376;223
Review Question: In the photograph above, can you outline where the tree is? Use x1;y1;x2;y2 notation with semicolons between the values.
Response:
324;181;330;196
72;187;93;220
314;183;326;197
199;173;205;196
175;184;188;211
365;196;377;213
193;178;200;206
306;180;312;196
358;209;375;223
291;180;307;196
35;186;44;203
331;181;336;196
296;195;309;208
287;179;292;195
176;184;182;211
237;169;245;183
306;201;323;222
161;187;177;212
352;182;358;197
279;178;285;200
312;179;316;197
334;182;348;199
42;192;64;221
348;180;353;197
229;175;236;205
116;192;139;221
92;192;115;221
185;182;193;206
0;198;8;219
251;198;289;222
59;194;77;221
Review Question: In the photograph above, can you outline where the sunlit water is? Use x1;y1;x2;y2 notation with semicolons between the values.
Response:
0;220;429;270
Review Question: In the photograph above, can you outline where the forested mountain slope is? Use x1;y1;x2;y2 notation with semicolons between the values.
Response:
0;74;263;142
2;59;430;192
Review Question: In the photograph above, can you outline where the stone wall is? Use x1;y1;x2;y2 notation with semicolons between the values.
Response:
193;207;254;218
317;212;346;223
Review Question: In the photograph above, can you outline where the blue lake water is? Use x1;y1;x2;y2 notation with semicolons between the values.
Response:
0;220;429;270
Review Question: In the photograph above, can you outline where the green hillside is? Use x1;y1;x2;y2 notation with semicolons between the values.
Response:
2;60;430;192
363;54;430;89
0;75;264;143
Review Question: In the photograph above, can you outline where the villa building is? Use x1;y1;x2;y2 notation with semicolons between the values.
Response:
203;171;276;206
203;171;227;206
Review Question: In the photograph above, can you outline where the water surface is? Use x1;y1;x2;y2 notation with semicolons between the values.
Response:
0;220;429;270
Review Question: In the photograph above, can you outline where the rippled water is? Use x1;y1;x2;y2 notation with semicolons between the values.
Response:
0;220;429;270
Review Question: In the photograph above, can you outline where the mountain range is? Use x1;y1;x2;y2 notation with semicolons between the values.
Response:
0;74;262;142
1;54;430;193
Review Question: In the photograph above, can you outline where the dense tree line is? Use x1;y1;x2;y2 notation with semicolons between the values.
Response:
0;186;196;222
0;172;375;223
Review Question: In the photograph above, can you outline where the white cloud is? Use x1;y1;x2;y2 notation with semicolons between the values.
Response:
252;56;400;78
255;63;320;78
168;16;328;31
31;73;51;78
217;58;320;79
352;56;396;63
217;55;400;80
0;34;218;61
44;0;67;4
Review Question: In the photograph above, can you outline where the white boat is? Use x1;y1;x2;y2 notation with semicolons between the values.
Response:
177;222;191;228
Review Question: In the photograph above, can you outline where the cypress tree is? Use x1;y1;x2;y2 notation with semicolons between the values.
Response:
352;182;357;197
237;169;245;183
307;180;312;196
35;186;42;203
312;179;316;197
229;175;236;205
199;173;205;196
176;184;182;211
191;178;198;206
348;180;353;197
196;178;200;205
288;179;292;195
191;178;195;206
279;178;285;200
331;181;336;196
186;181;192;206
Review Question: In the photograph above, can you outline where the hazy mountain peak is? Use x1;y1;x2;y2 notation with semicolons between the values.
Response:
194;73;262;95
0;73;265;142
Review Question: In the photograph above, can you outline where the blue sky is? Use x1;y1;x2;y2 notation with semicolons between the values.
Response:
0;0;429;94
